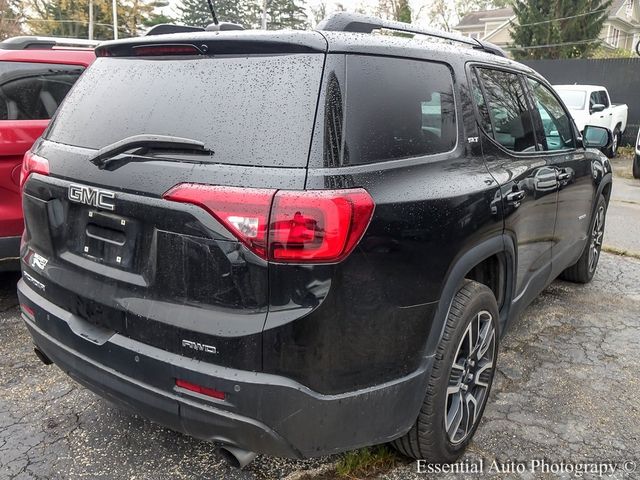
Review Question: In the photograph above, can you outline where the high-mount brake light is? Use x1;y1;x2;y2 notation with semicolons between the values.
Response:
163;185;375;263
133;44;201;56
20;151;49;190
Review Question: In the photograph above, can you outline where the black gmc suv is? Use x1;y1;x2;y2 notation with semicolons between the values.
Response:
17;13;612;467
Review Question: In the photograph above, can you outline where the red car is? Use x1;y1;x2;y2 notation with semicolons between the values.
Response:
0;36;95;270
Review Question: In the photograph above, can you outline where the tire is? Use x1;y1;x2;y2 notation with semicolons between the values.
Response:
633;154;640;179
392;280;499;462
606;127;620;158
560;194;607;283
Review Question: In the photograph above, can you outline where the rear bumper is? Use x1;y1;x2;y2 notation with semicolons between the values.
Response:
18;279;432;458
0;236;20;270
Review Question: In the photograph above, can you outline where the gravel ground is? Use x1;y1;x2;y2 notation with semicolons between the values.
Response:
1;251;639;479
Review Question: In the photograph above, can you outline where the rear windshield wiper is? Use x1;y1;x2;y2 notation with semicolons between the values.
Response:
89;134;214;170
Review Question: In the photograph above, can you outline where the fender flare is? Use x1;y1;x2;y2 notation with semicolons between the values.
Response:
594;172;613;207
423;234;515;357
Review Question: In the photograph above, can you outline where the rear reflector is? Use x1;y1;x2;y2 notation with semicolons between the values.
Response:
175;379;226;400
20;151;49;189
20;304;35;320
163;185;375;263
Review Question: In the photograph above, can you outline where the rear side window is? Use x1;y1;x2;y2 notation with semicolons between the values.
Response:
527;78;575;151
475;68;536;153
46;55;324;168
341;56;456;165
0;62;84;120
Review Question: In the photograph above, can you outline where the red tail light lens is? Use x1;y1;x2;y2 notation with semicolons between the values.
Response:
163;184;275;258
163;185;375;263
269;190;374;262
20;151;49;189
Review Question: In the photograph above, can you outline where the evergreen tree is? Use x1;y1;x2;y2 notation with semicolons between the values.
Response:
511;0;612;59
178;0;247;28
265;0;308;30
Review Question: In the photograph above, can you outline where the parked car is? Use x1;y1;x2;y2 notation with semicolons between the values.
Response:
0;36;96;271
17;13;613;468
554;84;627;158
634;129;640;179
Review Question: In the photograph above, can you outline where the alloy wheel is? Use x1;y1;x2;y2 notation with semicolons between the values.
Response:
589;204;605;272
445;310;496;444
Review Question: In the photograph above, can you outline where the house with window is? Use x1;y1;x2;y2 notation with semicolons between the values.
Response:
454;1;640;54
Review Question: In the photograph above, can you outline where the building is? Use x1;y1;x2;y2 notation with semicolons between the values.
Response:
454;1;640;54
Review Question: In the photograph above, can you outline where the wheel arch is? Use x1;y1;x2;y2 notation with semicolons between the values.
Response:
424;234;515;357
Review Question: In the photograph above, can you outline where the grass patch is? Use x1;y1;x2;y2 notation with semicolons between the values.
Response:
617;145;635;158
335;446;402;479
603;244;640;261
609;154;636;180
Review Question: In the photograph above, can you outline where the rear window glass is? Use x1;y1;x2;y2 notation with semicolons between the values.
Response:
0;62;84;120
45;55;324;168
340;56;456;165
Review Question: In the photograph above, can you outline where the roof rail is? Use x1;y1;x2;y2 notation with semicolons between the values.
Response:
146;24;205;36
317;12;507;58
0;36;99;50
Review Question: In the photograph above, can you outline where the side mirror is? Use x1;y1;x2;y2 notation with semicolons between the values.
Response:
590;103;606;114
582;125;611;148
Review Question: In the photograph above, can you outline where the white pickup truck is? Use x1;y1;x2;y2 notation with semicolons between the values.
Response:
554;84;628;157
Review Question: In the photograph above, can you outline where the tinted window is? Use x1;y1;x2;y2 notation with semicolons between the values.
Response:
475;68;536;153
589;90;609;111
341;56;456;165
0;62;84;120
597;90;609;108
470;70;492;134
527;78;575;151
46;55;324;168
556;90;585;109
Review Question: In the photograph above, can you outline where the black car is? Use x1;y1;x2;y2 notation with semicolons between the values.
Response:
17;13;612;467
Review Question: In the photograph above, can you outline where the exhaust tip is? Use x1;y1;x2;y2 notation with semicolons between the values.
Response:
33;346;53;365
217;445;257;469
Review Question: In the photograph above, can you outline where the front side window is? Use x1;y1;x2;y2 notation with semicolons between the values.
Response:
475;68;536;153
597;90;609;108
341;56;456;165
527;78;575;151
0;62;84;120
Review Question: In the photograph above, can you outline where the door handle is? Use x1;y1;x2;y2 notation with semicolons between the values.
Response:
505;190;525;204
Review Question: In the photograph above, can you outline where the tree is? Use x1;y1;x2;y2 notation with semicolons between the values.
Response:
178;0;247;28
511;0;613;60
427;0;510;32
378;0;412;22
0;0;23;40
27;0;155;39
264;0;308;30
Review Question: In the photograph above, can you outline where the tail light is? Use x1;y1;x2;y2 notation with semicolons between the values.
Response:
20;151;49;189
163;184;375;263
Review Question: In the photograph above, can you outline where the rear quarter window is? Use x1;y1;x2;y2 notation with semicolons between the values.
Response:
0;62;84;120
339;55;457;165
